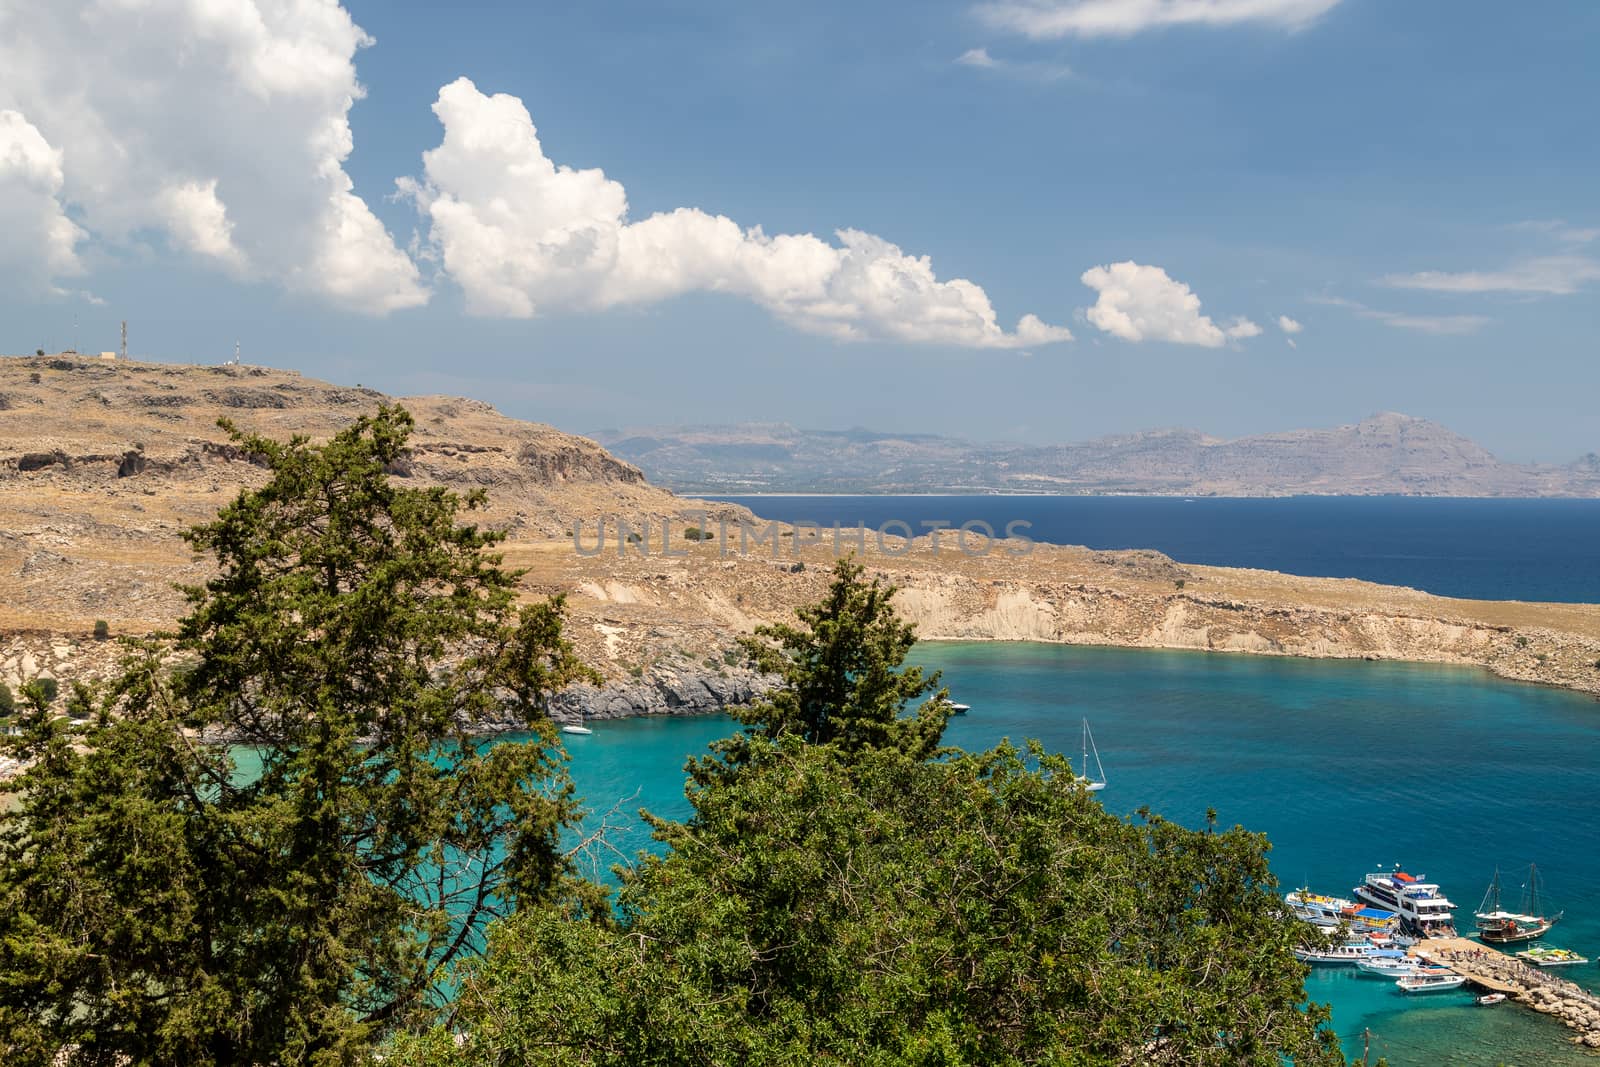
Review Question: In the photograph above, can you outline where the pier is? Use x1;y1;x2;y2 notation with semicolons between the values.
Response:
1415;937;1600;1049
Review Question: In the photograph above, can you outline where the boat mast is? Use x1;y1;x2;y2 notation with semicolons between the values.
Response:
1478;867;1501;915
1081;718;1106;786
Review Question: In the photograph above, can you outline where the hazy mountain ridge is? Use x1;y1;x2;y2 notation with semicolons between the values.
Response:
596;414;1600;496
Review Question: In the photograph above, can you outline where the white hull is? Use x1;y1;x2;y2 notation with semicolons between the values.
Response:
560;724;593;736
1397;974;1467;994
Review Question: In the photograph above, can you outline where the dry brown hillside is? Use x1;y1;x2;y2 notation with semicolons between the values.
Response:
3;354;1599;722
0;354;741;632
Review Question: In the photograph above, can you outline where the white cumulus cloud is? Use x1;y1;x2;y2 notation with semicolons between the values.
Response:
1224;316;1262;339
0;0;425;313
1079;261;1250;347
1277;314;1303;334
0;109;85;285
402;78;1071;348
977;0;1344;39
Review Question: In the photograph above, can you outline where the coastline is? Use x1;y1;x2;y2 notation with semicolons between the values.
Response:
12;535;1599;730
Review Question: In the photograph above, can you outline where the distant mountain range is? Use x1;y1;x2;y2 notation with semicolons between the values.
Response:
594;414;1600;497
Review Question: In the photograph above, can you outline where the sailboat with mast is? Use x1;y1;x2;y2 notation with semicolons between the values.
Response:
1476;863;1562;944
1078;718;1106;792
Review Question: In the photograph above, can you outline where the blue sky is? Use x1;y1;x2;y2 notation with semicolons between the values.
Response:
2;0;1596;461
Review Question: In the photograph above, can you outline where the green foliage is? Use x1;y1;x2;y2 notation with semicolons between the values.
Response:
733;556;948;760
683;526;713;541
30;677;58;705
92;619;110;640
0;406;596;1065
391;558;1336;1067
394;738;1339;1066
0;683;12;717
1515;635;1530;649
1174;578;1186;590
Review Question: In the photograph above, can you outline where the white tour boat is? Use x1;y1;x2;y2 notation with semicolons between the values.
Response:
1294;941;1386;965
1285;889;1356;927
1353;866;1457;938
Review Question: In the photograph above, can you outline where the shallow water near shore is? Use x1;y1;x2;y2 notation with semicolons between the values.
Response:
560;642;1600;1065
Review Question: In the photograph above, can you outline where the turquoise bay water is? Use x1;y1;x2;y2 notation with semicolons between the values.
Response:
559;642;1600;1066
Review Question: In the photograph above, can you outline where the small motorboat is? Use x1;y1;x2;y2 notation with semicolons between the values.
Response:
1477;993;1507;1006
1396;973;1467;994
946;702;970;714
560;723;593;736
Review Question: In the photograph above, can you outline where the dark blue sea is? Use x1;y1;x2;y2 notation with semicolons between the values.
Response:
701;495;1600;604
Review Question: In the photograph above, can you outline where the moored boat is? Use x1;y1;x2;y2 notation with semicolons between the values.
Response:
1355;952;1427;977
560;724;593;736
1477;993;1507;1006
1516;946;1589;967
1354;865;1457;938
1294;941;1387;965
1077;718;1106;792
1476;863;1562;944
1396;973;1467;994
1285;889;1356;927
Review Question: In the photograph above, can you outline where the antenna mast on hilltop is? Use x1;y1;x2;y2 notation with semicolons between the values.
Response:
121;320;127;360
234;341;241;365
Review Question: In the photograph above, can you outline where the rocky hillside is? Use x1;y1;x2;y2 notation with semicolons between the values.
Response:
598;414;1600;496
0;354;742;631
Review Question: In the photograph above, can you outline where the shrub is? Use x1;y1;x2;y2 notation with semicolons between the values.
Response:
683;526;714;541
35;677;59;704
1174;579;1186;590
0;682;13;717
93;619;111;640
1514;635;1530;649
35;348;45;357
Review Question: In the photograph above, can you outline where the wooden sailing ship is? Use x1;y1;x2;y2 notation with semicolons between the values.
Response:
1475;863;1562;944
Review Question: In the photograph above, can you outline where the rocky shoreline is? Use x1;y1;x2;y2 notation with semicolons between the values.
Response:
0;628;773;735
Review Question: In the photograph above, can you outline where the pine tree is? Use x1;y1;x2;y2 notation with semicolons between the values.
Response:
0;406;595;1065
732;556;948;759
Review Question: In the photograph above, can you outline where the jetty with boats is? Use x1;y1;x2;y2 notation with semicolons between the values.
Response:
1285;862;1600;1049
